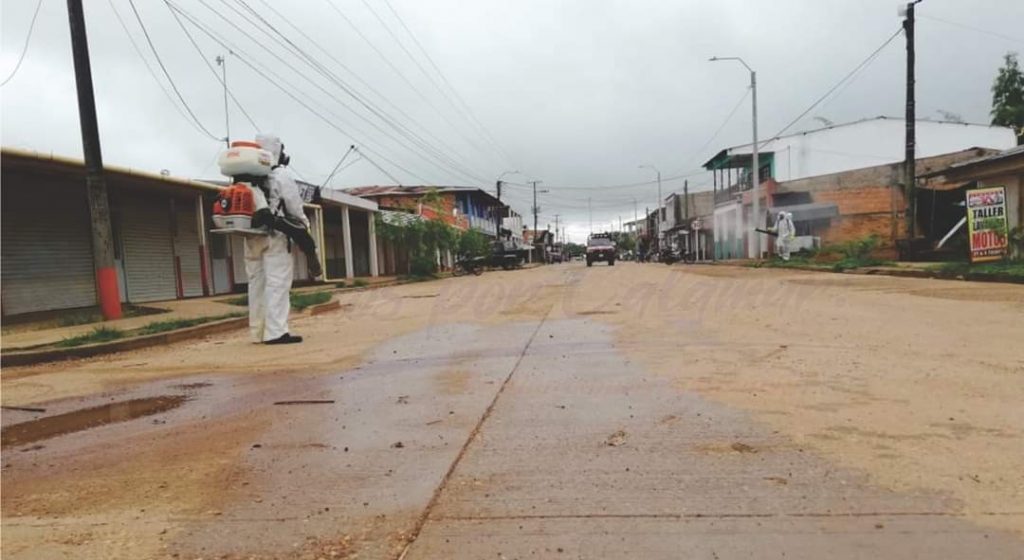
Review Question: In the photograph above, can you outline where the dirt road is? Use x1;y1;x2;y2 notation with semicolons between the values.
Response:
2;263;1022;558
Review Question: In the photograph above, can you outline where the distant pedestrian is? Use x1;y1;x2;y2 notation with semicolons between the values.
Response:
771;211;796;261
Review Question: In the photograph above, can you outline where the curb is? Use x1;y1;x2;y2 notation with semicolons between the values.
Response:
1;317;247;368
1;278;414;367
742;263;1024;285
307;300;342;316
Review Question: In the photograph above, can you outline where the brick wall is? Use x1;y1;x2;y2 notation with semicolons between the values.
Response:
773;148;997;254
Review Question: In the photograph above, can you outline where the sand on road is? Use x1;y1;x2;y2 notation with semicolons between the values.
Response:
2;263;1022;558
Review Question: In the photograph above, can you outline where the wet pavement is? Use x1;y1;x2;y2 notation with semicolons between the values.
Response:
3;264;1022;559
401;318;1021;559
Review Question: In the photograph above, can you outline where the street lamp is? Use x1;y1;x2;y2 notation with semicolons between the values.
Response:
710;56;760;259
638;164;662;250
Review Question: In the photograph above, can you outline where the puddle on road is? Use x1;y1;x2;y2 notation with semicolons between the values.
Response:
1;395;187;448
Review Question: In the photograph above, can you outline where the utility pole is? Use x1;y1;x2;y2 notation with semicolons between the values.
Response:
530;180;543;237
588;197;593;235
639;165;662;250
67;0;122;320
554;214;560;245
216;55;229;147
710;56;760;259
902;1;923;244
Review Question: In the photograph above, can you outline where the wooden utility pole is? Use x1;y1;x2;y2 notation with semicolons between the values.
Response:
903;1;922;245
67;0;122;319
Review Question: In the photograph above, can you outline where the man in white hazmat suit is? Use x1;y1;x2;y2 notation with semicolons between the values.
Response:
772;211;796;261
246;133;307;344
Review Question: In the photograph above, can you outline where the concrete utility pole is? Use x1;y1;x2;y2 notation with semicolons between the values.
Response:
639;165;662;250
530;180;544;242
710;56;760;259
902;1;923;244
496;170;518;239
216;55;229;147
554;214;560;244
67;0;122;320
588;197;593;235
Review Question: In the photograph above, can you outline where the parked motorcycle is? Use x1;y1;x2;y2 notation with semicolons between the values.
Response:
452;257;485;276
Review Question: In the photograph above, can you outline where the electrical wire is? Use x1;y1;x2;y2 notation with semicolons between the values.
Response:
358;0;508;166
246;0;492;183
354;146;401;184
166;1;435;184
919;14;1024;46
321;145;356;187
164;2;260;131
380;0;513;165
1;0;44;87
126;0;223;141
666;88;751;177
320;0;500;165
107;0;219;139
186;0;454;184
204;0;487;184
759;27;904;148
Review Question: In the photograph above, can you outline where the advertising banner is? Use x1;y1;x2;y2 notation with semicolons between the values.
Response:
965;186;1008;263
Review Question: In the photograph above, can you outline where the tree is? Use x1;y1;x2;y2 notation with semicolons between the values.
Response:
991;52;1024;145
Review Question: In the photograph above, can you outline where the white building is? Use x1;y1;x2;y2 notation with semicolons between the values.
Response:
711;116;1017;184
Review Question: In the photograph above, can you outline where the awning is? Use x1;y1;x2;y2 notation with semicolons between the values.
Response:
769;202;839;222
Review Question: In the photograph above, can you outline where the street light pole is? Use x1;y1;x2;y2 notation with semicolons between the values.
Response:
216;55;229;147
639;165;662;251
710;56;760;259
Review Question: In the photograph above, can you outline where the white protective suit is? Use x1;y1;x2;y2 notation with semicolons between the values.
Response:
775;211;796;261
245;133;310;343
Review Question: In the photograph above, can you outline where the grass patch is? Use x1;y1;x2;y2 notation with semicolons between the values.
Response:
289;291;333;310
136;313;244;336
934;260;1024;278
57;326;125;348
221;295;249;307
400;273;438;283
352;278;369;288
751;234;889;272
334;281;347;289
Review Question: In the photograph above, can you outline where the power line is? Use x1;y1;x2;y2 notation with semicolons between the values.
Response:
358;0;508;166
1;0;44;87
126;0;223;141
919;14;1024;46
380;0;513;165
246;0;492;182
354;146;401;184
164;2;260;131
203;0;488;184
107;0;218;139
319;0;500;166
166;1;435;184
760;27;904;148
667;88;751;177
185;0;460;184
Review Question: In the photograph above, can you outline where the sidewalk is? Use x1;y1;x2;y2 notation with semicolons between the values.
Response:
0;297;242;352
1;276;402;352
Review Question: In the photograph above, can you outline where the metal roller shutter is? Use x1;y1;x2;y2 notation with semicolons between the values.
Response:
119;194;176;303
1;181;96;315
173;198;203;297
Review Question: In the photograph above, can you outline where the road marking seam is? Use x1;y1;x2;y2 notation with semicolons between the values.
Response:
396;304;555;560
432;511;1024;521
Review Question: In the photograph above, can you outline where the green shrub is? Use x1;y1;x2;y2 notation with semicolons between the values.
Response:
136;313;243;335
334;281;347;289
57;326;124;348
352;278;369;288
410;255;438;277
289;291;332;311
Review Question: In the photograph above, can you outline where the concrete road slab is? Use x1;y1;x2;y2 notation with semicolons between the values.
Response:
404;319;1022;558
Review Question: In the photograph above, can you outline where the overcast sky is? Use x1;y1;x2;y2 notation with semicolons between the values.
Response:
3;0;1022;242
